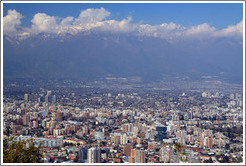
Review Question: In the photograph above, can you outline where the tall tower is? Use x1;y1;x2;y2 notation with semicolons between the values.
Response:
135;150;146;163
159;146;172;163
52;95;56;104
88;147;100;163
24;94;29;102
23;114;30;126
45;95;49;104
78;146;88;163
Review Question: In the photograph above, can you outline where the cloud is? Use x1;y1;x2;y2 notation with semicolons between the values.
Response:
3;8;243;41
60;16;74;25
29;8;112;35
3;9;23;35
75;8;110;25
137;22;218;40
214;20;243;38
183;23;216;38
97;17;137;33
31;13;58;33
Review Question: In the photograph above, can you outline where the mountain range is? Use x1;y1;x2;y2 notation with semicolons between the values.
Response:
3;32;243;84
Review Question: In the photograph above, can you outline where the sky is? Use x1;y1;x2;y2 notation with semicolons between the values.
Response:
2;2;243;41
3;3;243;29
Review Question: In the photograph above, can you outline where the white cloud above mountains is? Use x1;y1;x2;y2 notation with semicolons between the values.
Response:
214;20;243;38
75;8;110;25
3;9;23;34
3;8;243;41
31;13;58;33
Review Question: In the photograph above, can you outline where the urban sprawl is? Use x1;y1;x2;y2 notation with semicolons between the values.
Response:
3;80;243;163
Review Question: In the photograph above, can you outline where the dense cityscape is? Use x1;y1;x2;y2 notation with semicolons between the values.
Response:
3;79;243;163
2;2;244;164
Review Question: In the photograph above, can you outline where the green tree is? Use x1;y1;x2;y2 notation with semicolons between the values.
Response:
174;143;183;162
3;137;43;163
174;142;182;152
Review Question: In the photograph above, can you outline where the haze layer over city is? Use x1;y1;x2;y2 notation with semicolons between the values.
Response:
2;2;244;164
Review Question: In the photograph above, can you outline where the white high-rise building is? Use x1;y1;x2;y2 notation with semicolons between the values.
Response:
159;146;173;163
88;147;100;163
120;133;128;145
52;95;56;104
24;94;29;102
